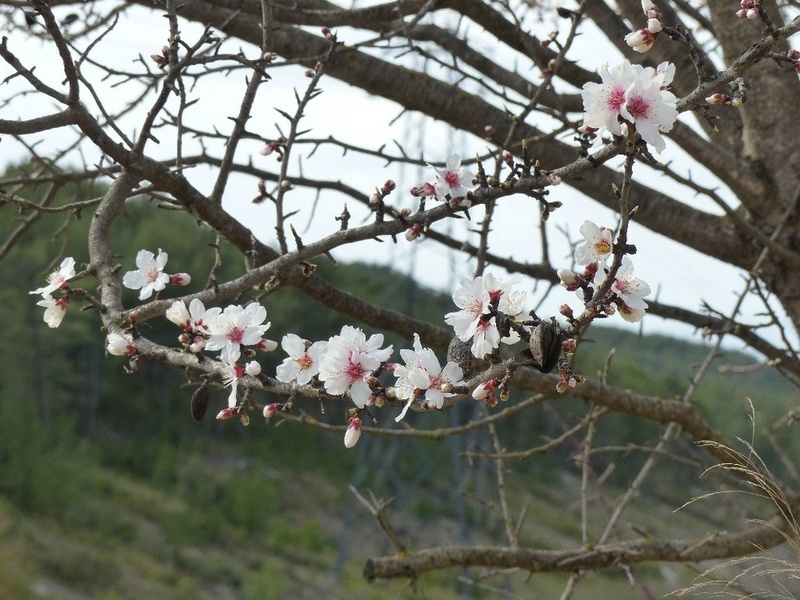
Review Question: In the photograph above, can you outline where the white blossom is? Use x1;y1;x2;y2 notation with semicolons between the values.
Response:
276;333;328;385
122;249;170;300
205;303;271;363
609;256;651;310
575;221;613;266
432;154;476;202
30;257;76;296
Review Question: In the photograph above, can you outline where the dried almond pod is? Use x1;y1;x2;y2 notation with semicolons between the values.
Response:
447;336;474;377
529;319;561;374
190;383;210;423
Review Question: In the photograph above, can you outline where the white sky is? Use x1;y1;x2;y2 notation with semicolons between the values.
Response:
2;1;796;354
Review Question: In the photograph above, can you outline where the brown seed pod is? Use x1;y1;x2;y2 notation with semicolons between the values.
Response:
190;384;210;423
529;319;562;374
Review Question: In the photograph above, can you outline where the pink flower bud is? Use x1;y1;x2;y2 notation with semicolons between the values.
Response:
547;173;562;186
559;304;574;319
502;150;514;168
746;7;759;18
625;29;655;53
472;380;497;401
254;338;278;352
260;141;279;156
216;407;238;420
169;273;191;286
561;337;577;352
304;69;314;78
263;403;281;420
556;379;569;394
369;193;381;205
405;224;423;241
382;180;396;194
344;417;362;448
705;93;726;105
557;268;580;290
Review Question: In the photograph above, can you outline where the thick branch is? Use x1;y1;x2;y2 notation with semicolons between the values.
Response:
364;516;792;580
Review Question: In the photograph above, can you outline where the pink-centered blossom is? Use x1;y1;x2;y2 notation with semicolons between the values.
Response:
609;256;650;310
30;256;76;296
205;303;272;364
432;154;476;202
317;326;392;407
392;333;465;422
276;333;328;385
122;249;170;300
37;294;69;328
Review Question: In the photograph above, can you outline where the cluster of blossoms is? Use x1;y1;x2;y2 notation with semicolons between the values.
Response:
30;256;76;328
444;273;526;359
166;299;277;417
557;220;651;323
580;59;678;154
784;49;800;74
625;0;663;53
736;0;762;20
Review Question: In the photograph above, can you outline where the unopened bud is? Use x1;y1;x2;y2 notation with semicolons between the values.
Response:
216;407;238;420
263;403;281;421
169;273;191;286
245;361;261;376
405;223;423;241
344;417;362;448
279;179;294;191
